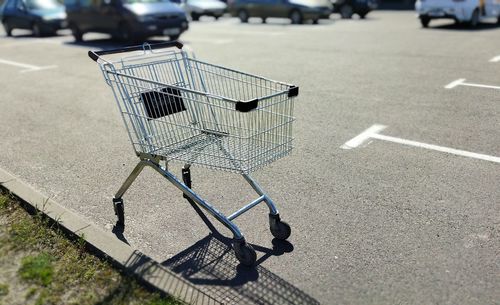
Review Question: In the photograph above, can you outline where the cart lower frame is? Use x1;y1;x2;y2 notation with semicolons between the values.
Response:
112;153;291;266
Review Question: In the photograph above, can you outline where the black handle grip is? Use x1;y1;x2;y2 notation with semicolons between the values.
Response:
88;41;184;62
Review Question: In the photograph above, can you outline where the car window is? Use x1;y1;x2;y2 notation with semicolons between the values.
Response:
25;0;61;9
77;0;102;8
5;0;17;9
64;0;78;6
16;0;25;9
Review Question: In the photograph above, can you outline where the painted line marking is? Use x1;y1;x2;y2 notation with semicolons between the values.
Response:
445;78;500;90
341;124;500;164
444;78;466;89
340;124;387;149
489;55;500;62
0;58;57;73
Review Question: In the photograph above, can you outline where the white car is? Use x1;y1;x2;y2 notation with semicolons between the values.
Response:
415;0;500;27
180;0;227;21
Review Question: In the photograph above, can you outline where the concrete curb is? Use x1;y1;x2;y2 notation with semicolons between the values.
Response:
0;166;218;305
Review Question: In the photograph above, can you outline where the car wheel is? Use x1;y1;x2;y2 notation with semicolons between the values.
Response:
32;22;43;37
469;8;479;27
497;16;500;24
420;16;430;28
170;34;180;41
191;13;200;21
118;23;132;42
289;9;303;24
3;20;13;36
358;12;367;19
339;4;354;19
262;17;266;23
70;23;83;42
214;15;220;20
238;9;249;23
312;18;319;24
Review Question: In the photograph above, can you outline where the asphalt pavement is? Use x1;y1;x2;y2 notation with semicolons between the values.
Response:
0;12;499;305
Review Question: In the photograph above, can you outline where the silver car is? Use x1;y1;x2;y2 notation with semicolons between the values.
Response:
181;0;227;20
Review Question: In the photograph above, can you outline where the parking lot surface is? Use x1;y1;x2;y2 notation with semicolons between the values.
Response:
0;12;499;305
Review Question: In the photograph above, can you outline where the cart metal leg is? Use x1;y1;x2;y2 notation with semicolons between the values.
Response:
113;160;149;227
112;158;290;266
239;173;291;241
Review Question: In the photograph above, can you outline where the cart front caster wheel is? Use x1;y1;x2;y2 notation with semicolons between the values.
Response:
113;198;125;227
233;239;256;266
269;214;291;240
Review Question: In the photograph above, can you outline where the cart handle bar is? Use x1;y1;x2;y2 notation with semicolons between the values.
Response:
88;41;184;62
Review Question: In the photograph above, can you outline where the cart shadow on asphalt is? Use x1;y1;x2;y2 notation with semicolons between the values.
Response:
109;198;318;304
159;233;320;305
116;231;319;305
112;224;130;245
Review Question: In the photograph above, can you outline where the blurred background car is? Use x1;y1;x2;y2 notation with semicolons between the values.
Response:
229;0;333;24
331;0;377;19
1;0;67;37
178;0;227;21
65;0;189;42
415;0;500;27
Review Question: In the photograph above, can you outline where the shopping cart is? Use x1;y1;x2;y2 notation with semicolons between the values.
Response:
89;41;299;266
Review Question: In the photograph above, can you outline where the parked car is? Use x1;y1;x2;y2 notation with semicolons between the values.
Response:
415;0;500;27
229;0;333;24
331;0;377;19
64;0;189;42
180;0;227;21
1;0;67;37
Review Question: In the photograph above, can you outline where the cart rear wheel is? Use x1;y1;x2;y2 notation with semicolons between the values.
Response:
270;215;291;240
233;239;256;266
113;199;125;227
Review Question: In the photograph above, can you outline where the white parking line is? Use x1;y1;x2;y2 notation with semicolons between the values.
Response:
340;124;386;149
0;58;57;73
489;55;500;62
445;78;500;90
341;124;500;164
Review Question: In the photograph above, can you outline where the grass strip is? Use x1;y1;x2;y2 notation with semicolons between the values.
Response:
0;189;183;305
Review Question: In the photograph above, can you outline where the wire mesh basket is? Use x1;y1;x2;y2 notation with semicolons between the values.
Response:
96;42;298;174
90;42;300;266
